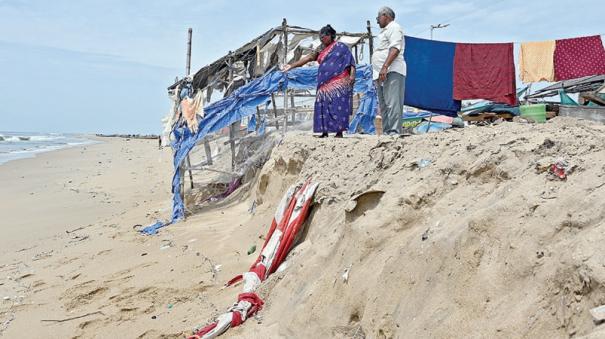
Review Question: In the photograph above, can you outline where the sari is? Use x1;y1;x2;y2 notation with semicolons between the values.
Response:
314;41;356;133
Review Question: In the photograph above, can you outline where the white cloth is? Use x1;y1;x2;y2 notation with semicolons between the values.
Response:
371;21;406;80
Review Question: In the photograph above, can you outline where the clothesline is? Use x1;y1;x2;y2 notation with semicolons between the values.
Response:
417;33;605;45
364;26;605;45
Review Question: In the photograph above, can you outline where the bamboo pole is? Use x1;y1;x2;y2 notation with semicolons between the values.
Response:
290;91;296;123
186;28;192;75
228;51;237;171
282;18;288;134
271;93;279;130
366;20;373;59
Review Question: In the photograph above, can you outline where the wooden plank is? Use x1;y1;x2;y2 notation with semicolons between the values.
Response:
462;112;514;122
559;105;605;124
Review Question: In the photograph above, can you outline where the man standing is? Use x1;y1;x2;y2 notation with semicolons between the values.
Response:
372;6;406;135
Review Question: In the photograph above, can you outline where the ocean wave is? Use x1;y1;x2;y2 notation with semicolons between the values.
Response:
0;135;66;142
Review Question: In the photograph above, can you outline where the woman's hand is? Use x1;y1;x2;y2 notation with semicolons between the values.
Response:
348;75;356;87
281;64;292;72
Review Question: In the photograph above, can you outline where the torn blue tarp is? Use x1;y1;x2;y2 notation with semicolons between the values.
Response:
413;121;452;134
142;64;377;235
404;36;461;116
348;65;378;134
247;114;257;132
258;118;266;136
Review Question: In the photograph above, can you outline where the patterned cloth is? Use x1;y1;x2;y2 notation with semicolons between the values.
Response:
453;42;516;106
554;35;605;81
314;41;355;134
519;40;556;83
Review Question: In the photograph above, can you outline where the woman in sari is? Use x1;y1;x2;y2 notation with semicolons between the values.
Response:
282;25;356;138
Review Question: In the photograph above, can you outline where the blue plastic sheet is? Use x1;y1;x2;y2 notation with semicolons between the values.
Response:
141;64;378;235
247;114;257;132
413;121;452;134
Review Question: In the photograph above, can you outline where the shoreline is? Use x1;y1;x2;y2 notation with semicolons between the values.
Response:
0;134;100;166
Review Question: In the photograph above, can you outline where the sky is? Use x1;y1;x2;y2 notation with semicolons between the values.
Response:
0;0;603;134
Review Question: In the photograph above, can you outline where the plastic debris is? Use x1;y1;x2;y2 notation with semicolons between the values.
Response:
421;228;430;241
417;159;432;169
590;304;605;323
549;159;569;180
160;240;173;250
342;265;352;283
248;200;257;214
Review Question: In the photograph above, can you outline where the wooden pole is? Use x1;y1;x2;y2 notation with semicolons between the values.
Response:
228;52;237;171
271;93;279;130
185;27;194;189
366;20;374;60
186;28;192;75
290;91;295;123
203;137;213;165
282;18;288;134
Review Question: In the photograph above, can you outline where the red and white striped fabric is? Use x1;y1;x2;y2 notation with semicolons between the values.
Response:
190;179;318;339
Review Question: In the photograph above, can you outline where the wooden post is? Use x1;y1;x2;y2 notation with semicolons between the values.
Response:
203;137;213;165
228;52;237;171
186;28;192;76
366;20;374;60
186;28;195;189
282;18;289;134
290;91;295;123
271;93;279;130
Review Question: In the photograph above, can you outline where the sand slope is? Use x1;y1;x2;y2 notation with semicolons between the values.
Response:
2;118;605;338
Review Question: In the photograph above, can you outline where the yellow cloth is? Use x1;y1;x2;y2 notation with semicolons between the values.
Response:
180;90;204;133
519;40;555;83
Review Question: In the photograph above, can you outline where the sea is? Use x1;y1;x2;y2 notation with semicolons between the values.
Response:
0;131;97;165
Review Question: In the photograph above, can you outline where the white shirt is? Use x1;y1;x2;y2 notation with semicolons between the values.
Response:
371;21;406;80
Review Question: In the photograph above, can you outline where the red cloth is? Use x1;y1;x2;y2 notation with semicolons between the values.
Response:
189;322;218;338
554;35;605;81
238;292;264;318
231;311;243;327
453;42;516;105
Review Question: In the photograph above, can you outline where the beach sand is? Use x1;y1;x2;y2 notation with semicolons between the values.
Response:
0;136;280;338
3;117;605;338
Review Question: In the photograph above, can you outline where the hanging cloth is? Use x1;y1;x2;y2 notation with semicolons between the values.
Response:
403;36;461;116
519;40;556;82
453;42;517;105
554;35;605;81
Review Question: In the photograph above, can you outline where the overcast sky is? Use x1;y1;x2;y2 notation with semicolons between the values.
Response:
1;0;603;133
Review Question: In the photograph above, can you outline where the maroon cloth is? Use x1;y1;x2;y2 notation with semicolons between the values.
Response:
554;35;605;81
453;42;516;105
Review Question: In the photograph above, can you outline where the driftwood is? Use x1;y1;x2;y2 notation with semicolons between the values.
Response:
41;311;104;323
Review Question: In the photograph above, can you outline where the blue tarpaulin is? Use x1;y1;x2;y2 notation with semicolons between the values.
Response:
404;36;461;116
141;64;377;235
